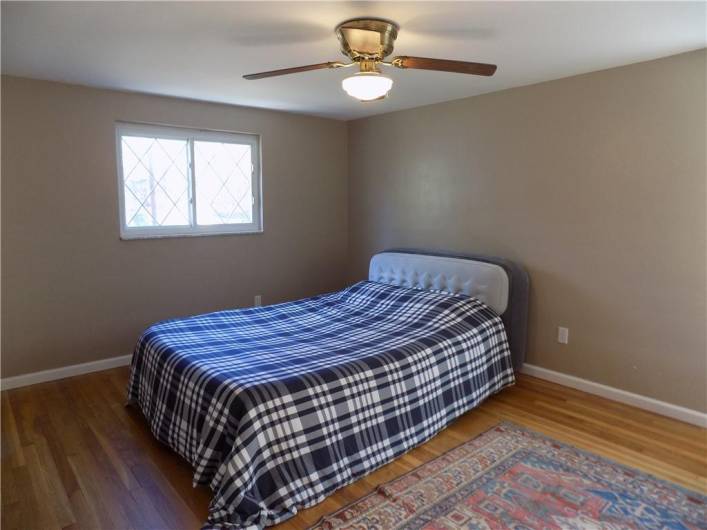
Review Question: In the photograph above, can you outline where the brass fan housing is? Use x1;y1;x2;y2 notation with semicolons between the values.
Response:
335;18;400;61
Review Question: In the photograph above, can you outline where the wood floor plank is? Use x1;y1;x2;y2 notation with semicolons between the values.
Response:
1;370;704;530
1;391;25;468
1;465;40;530
28;435;76;528
478;399;707;491
491;391;706;472
508;381;707;451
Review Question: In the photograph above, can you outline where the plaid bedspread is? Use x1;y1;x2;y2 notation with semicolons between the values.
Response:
127;280;514;529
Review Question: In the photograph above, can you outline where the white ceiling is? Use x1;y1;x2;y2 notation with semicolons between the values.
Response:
2;2;705;120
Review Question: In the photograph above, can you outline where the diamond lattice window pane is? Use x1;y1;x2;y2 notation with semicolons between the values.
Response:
121;136;190;227
194;141;253;226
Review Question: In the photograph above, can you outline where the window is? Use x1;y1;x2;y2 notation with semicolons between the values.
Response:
116;122;261;239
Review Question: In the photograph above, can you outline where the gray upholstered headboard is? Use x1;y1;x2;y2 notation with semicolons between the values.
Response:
368;249;529;370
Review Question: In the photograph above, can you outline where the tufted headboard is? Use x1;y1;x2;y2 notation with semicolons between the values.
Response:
368;249;529;370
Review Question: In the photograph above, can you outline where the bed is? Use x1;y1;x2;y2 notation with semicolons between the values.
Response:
127;250;529;529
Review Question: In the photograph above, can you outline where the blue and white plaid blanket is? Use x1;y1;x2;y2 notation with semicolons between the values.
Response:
127;280;514;529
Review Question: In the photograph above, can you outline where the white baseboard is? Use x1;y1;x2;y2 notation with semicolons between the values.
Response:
1;354;132;391
2;356;704;428
522;363;707;428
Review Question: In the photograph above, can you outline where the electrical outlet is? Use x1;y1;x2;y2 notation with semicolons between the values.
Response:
557;326;569;344
254;295;262;307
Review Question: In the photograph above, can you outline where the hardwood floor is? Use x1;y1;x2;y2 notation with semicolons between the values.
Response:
2;367;705;530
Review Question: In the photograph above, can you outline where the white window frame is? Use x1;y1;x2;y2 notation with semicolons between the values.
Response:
115;122;263;239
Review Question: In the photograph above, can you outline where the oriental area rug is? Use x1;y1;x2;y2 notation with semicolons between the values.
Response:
310;422;706;530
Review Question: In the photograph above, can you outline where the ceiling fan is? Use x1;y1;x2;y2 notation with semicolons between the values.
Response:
243;18;497;102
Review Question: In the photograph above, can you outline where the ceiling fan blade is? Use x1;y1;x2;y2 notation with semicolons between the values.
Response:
392;56;497;76
243;61;344;80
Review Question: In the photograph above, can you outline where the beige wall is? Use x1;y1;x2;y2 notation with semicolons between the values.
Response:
1;76;349;377
348;50;707;412
3;51;705;412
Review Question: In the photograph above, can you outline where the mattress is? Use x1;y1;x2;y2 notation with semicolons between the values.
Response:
127;280;515;528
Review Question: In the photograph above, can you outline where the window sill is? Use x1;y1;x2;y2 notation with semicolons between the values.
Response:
120;229;264;241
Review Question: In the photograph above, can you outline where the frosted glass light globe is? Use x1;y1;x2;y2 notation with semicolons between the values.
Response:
342;72;393;101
